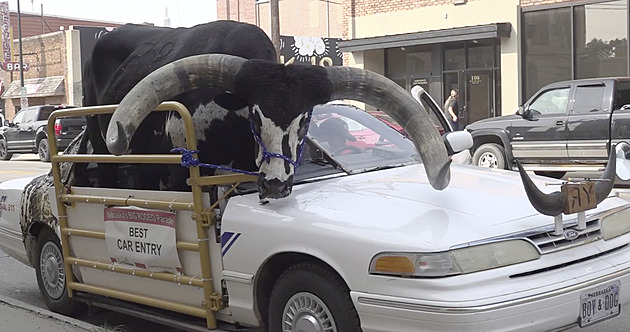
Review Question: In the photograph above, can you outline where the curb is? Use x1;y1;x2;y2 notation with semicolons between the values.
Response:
0;293;99;331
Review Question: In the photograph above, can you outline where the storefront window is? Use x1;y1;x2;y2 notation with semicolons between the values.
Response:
406;45;432;74
523;7;572;101
386;47;407;75
575;0;628;79
444;43;465;70
467;39;494;68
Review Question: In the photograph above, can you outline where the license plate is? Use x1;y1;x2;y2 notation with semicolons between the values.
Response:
579;281;621;327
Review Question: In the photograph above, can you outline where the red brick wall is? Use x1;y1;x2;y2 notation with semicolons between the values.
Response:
217;0;257;25
1;31;68;119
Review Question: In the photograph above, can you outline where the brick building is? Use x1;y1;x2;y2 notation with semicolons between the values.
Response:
0;11;122;120
222;0;628;125
339;0;628;126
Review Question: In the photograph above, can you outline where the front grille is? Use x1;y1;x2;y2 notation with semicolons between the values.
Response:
510;244;627;278
526;218;603;254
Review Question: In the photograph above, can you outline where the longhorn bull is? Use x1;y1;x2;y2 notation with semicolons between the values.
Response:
81;21;452;199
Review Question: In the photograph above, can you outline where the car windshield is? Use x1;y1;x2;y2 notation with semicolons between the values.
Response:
294;103;418;182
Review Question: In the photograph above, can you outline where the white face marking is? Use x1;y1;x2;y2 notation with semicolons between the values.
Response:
165;101;248;148
253;104;306;182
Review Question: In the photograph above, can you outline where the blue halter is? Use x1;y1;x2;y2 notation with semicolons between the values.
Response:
172;111;312;175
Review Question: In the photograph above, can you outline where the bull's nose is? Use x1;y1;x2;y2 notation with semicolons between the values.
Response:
258;178;292;199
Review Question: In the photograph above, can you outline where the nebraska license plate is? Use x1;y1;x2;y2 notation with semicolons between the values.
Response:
579;281;621;327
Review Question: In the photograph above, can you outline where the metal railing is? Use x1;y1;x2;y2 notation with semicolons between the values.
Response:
46;102;256;329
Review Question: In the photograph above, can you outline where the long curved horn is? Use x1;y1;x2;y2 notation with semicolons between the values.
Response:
517;149;616;216
595;146;616;204
325;66;451;190
516;160;565;216
106;54;247;155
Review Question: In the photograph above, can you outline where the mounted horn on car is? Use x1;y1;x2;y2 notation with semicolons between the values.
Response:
517;146;617;217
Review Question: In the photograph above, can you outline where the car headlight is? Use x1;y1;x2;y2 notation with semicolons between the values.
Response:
602;206;630;240
369;240;540;278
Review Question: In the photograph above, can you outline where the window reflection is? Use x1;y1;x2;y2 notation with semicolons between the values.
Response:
523;7;572;101
575;0;628;79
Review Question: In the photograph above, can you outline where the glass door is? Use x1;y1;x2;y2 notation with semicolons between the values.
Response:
464;70;493;128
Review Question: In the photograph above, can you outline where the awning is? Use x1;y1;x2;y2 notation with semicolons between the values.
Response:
339;23;512;52
1;76;65;99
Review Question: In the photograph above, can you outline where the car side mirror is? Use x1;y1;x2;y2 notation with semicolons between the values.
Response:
3;119;9;126
443;130;473;156
516;106;524;115
615;141;630;181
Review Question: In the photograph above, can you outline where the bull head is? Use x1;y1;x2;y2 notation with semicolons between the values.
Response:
105;54;451;199
516;149;616;216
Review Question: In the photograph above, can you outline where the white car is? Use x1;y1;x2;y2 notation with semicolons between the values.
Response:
1;103;629;332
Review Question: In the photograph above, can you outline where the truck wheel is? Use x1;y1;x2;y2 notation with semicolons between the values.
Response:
38;139;50;162
35;228;84;316
0;139;13;160
268;262;361;332
473;143;506;169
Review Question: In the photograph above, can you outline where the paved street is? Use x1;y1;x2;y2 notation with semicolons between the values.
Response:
0;155;629;331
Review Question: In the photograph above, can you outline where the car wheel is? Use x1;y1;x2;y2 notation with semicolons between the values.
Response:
0;139;13;160
268;262;361;332
472;143;506;169
35;228;84;316
534;171;566;179
38;139;50;162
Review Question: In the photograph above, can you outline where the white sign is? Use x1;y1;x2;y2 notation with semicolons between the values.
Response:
104;206;183;275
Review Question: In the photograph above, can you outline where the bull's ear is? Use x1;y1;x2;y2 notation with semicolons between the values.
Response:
214;93;249;111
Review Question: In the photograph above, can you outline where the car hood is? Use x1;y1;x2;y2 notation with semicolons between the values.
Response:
227;164;626;252
465;114;522;130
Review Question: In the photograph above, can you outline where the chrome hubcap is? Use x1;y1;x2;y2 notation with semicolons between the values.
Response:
282;292;336;332
40;242;65;299
478;152;498;168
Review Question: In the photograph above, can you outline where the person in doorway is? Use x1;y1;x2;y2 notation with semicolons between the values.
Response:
444;89;460;130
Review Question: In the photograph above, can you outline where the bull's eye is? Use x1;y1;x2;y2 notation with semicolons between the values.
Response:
297;114;309;139
251;112;262;134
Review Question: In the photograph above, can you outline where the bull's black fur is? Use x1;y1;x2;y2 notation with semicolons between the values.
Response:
80;21;280;190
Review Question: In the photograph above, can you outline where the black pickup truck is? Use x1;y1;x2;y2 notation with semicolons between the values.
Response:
0;105;84;162
466;77;630;178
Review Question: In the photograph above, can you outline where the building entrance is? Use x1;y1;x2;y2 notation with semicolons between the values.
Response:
464;70;493;128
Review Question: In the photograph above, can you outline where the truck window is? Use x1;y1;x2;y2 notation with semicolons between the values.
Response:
37;106;55;121
573;85;604;113
12;110;26;124
22;109;36;123
529;87;569;115
614;81;630;110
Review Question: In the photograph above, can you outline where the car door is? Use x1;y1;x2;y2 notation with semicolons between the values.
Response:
19;108;37;150
5;110;26;150
566;82;610;164
509;86;571;164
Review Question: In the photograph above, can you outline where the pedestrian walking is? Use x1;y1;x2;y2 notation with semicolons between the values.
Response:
444;89;460;130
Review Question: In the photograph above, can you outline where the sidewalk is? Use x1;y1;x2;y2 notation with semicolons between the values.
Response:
0;294;98;332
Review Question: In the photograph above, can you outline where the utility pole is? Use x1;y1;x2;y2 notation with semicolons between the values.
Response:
270;0;280;61
17;0;27;109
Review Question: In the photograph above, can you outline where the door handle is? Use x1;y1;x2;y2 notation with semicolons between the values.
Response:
555;121;564;126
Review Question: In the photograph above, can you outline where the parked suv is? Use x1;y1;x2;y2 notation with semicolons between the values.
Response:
0;105;83;162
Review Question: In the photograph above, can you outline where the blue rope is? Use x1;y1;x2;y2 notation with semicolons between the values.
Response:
171;148;258;176
172;111;312;175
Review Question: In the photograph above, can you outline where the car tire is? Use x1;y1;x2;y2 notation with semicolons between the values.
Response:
0;138;13;160
534;171;566;179
472;143;506;169
35;228;85;316
38;139;50;162
268;262;361;332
